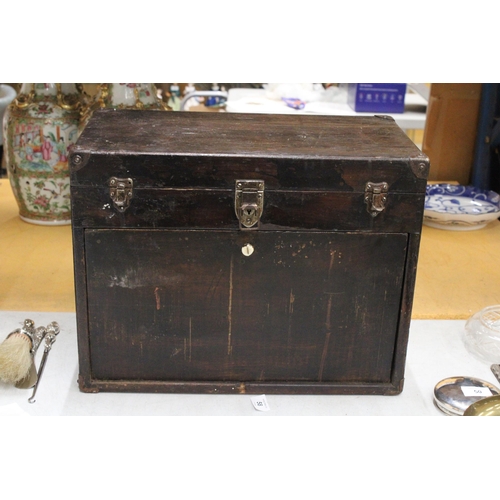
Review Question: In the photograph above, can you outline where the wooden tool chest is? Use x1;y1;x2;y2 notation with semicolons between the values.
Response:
70;109;429;395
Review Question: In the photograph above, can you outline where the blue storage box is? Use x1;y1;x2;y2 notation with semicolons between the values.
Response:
348;84;407;113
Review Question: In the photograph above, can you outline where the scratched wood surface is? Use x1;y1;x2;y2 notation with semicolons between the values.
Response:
70;187;424;233
72;109;426;166
71;110;427;395
70;109;428;194
83;230;408;385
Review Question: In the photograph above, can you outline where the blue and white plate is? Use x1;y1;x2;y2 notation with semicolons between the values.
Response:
424;184;500;230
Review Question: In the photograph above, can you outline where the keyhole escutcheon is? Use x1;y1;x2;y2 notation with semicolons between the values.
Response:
242;244;254;256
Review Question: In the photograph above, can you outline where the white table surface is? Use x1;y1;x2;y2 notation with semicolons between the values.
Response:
0;312;496;417
226;88;427;130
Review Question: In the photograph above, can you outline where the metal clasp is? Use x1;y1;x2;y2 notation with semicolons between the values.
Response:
109;177;133;212
235;180;264;229
364;182;388;217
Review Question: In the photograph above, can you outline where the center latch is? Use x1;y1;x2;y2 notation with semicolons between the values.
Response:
235;180;264;229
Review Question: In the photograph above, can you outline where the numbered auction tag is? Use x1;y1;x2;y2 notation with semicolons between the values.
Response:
461;386;493;397
251;394;270;412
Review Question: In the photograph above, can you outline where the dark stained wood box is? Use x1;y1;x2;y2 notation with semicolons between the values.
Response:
70;109;429;395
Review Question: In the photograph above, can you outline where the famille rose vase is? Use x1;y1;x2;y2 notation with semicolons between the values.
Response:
2;83;86;225
79;83;168;131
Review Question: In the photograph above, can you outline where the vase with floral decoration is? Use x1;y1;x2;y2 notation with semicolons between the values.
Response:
0;84;17;175
2;83;86;225
79;83;168;132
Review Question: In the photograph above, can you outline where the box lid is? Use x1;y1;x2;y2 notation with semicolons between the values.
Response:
70;109;429;193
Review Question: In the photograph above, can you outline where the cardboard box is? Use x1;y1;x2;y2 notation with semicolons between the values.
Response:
422;83;481;184
348;83;407;113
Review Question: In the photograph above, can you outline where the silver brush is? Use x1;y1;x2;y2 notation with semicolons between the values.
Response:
0;319;60;403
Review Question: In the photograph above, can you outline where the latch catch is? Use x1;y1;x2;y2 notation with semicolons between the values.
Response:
235;180;264;229
109;177;133;212
364;182;388;217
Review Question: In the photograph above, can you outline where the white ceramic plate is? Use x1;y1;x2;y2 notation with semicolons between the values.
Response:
424;184;500;231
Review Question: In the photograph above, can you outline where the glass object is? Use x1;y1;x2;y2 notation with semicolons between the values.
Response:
463;305;500;364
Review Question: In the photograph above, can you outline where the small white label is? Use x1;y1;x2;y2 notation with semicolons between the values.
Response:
461;386;493;397
251;394;270;412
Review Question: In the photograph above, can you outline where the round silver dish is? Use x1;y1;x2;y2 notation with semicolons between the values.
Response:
434;376;500;416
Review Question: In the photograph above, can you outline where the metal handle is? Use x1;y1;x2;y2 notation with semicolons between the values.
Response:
491;364;500;385
28;322;60;404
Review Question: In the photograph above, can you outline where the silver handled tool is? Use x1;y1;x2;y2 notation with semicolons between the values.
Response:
491;364;500;385
28;322;60;404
